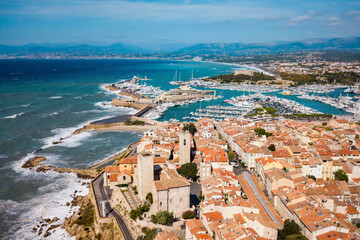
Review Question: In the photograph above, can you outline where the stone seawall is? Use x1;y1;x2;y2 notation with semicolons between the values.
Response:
73;122;158;135
106;85;119;91
112;99;148;110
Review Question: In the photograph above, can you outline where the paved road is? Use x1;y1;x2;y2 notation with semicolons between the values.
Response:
92;175;134;240
242;172;282;228
127;141;138;158
190;182;201;207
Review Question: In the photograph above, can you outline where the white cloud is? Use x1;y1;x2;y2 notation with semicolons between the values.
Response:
285;15;311;26
328;16;339;21
346;10;360;21
290;15;311;22
0;0;293;22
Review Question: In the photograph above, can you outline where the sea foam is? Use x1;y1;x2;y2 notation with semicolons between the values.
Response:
3;112;25;119
41;125;95;149
1;171;89;240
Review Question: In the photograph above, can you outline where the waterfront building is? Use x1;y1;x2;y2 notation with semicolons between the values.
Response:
155;84;216;103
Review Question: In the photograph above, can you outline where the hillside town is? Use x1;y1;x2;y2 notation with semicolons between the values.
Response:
91;116;360;240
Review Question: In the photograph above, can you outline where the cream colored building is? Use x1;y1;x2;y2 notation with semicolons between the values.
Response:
135;152;191;217
155;85;216;103
154;168;191;217
321;155;333;180
179;129;191;165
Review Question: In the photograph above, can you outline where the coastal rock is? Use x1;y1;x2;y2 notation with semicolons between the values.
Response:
44;217;59;224
44;224;61;238
21;156;98;179
21;156;46;169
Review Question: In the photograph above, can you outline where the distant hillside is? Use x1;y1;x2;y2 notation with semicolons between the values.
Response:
0;43;144;56
1;37;360;58
173;37;360;56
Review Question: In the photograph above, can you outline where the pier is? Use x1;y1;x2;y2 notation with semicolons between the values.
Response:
133;105;153;117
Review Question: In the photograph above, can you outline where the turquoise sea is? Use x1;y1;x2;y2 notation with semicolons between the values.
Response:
0;59;352;239
0;59;241;239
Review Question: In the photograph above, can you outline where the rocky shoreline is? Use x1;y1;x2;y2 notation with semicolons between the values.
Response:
22;156;99;179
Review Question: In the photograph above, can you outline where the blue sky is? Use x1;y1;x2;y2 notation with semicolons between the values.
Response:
0;0;359;47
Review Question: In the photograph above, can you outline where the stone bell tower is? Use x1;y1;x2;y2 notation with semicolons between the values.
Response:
137;152;154;201
179;129;191;165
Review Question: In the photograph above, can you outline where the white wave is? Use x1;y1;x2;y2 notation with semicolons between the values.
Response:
49;112;59;116
40;111;60;118
99;83;120;95
73;96;82;100
21;103;31;107
94;101;114;109
49;96;62;99
1;172;89;240
41;125;95;149
0;154;8;159
4;112;25;119
94;101;138;115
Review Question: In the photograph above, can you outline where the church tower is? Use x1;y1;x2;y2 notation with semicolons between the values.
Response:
179;129;191;165
137;152;154;201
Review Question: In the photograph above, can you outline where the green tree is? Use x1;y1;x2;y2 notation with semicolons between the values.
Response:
307;175;316;181
322;122;327;126
264;107;277;114
254;128;272;138
140;227;158;240
254;108;264;112
334;169;349;182
183;123;197;136
227;151;235;161
146;192;153;204
279;219;302;240
199;190;205;202
151;211;174;225
268;144;276;151
177;162;198;180
182;210;196;219
254;128;266;136
286;234;308;240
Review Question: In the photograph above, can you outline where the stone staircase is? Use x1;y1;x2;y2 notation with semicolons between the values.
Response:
122;186;141;210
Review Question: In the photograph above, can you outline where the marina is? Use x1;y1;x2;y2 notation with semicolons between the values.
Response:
171;78;282;93
257;94;320;115
184;105;252;121
298;94;358;113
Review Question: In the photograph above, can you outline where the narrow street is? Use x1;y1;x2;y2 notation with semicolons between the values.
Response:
92;175;134;240
242;172;282;228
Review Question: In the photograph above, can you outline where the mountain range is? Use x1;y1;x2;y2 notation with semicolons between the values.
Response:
173;37;360;56
0;37;359;57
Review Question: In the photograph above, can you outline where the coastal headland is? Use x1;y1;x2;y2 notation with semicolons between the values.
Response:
21;156;99;179
73;116;162;135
